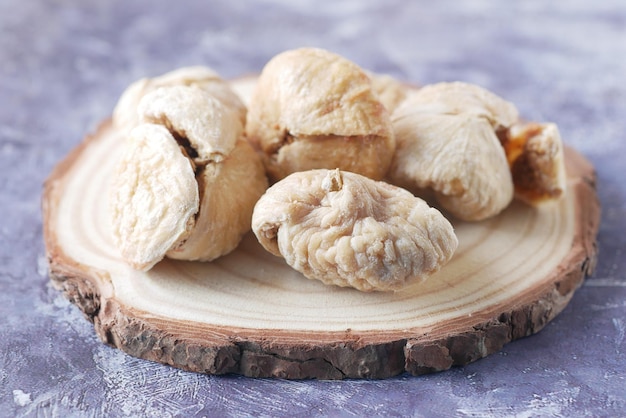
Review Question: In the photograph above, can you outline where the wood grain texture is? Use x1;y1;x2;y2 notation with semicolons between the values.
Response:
42;81;600;380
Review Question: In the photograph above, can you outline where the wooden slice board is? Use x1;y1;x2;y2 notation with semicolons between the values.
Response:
42;79;600;379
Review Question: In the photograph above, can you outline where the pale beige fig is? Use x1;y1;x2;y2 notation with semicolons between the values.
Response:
252;169;458;292
389;82;517;221
246;47;395;182
113;66;246;133
502;122;567;204
110;124;199;270
110;86;267;270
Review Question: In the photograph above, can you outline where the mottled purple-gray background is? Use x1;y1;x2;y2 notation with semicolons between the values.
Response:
1;1;625;416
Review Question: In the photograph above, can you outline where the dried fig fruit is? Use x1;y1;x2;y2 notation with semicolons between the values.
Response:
110;85;267;270
252;169;458;292
246;47;395;182
389;82;516;221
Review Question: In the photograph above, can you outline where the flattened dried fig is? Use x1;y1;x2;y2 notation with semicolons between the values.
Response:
252;169;458;292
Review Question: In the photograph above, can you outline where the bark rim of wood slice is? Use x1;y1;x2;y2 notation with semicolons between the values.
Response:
42;78;600;380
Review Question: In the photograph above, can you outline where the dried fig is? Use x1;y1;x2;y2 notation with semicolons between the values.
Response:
389;82;517;221
252;169;458;292
246;48;395;182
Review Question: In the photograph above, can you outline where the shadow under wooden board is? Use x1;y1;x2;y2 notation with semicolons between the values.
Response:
42;78;600;380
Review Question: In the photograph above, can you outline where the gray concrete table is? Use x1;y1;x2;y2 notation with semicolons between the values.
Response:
1;1;625;416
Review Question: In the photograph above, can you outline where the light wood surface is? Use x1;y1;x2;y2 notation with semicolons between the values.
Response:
42;80;600;379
